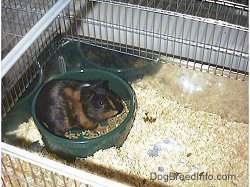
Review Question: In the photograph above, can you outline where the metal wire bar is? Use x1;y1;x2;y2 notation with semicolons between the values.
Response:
1;160;14;187
2;0;47;53
1;0;68;117
90;0;248;26
17;159;30;186
74;0;248;33
40;167;47;187
68;20;247;63
1;143;129;187
1;0;71;78
1;0;248;119
63;176;67;187
61;0;248;75
2;176;7;187
6;154;22;187
28;162;37;185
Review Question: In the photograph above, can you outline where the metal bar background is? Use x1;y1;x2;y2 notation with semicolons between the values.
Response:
1;0;71;79
1;143;128;187
63;0;248;75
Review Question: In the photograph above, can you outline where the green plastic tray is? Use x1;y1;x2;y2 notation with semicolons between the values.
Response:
32;69;137;159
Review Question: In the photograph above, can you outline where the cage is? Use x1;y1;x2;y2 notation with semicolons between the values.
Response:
1;0;248;186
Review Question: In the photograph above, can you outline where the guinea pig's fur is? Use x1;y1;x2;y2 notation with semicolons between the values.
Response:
36;80;124;136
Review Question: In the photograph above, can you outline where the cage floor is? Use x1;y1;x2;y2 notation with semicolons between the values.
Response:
2;40;248;187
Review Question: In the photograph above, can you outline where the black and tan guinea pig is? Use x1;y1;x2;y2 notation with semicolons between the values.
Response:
36;79;124;136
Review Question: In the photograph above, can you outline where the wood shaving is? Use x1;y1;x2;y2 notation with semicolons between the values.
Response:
78;78;248;187
4;64;248;187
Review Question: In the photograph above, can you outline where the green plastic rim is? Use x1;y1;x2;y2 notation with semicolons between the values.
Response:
31;69;136;158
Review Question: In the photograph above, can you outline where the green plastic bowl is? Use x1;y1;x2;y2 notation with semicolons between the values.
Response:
32;69;137;159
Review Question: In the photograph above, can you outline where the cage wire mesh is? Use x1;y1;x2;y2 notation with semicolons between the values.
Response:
63;0;248;76
1;152;93;187
1;0;62;118
1;0;57;58
1;0;249;116
1;142;126;186
1;0;249;186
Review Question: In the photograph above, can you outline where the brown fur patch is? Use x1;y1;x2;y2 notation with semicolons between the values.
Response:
64;87;80;101
74;101;97;130
72;90;81;101
64;87;73;98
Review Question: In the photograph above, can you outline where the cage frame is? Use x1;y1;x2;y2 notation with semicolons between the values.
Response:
1;0;249;186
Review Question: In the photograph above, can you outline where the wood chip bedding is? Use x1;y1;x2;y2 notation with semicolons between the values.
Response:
3;64;248;187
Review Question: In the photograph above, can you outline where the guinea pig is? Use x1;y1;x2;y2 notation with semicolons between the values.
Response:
36;79;124;136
